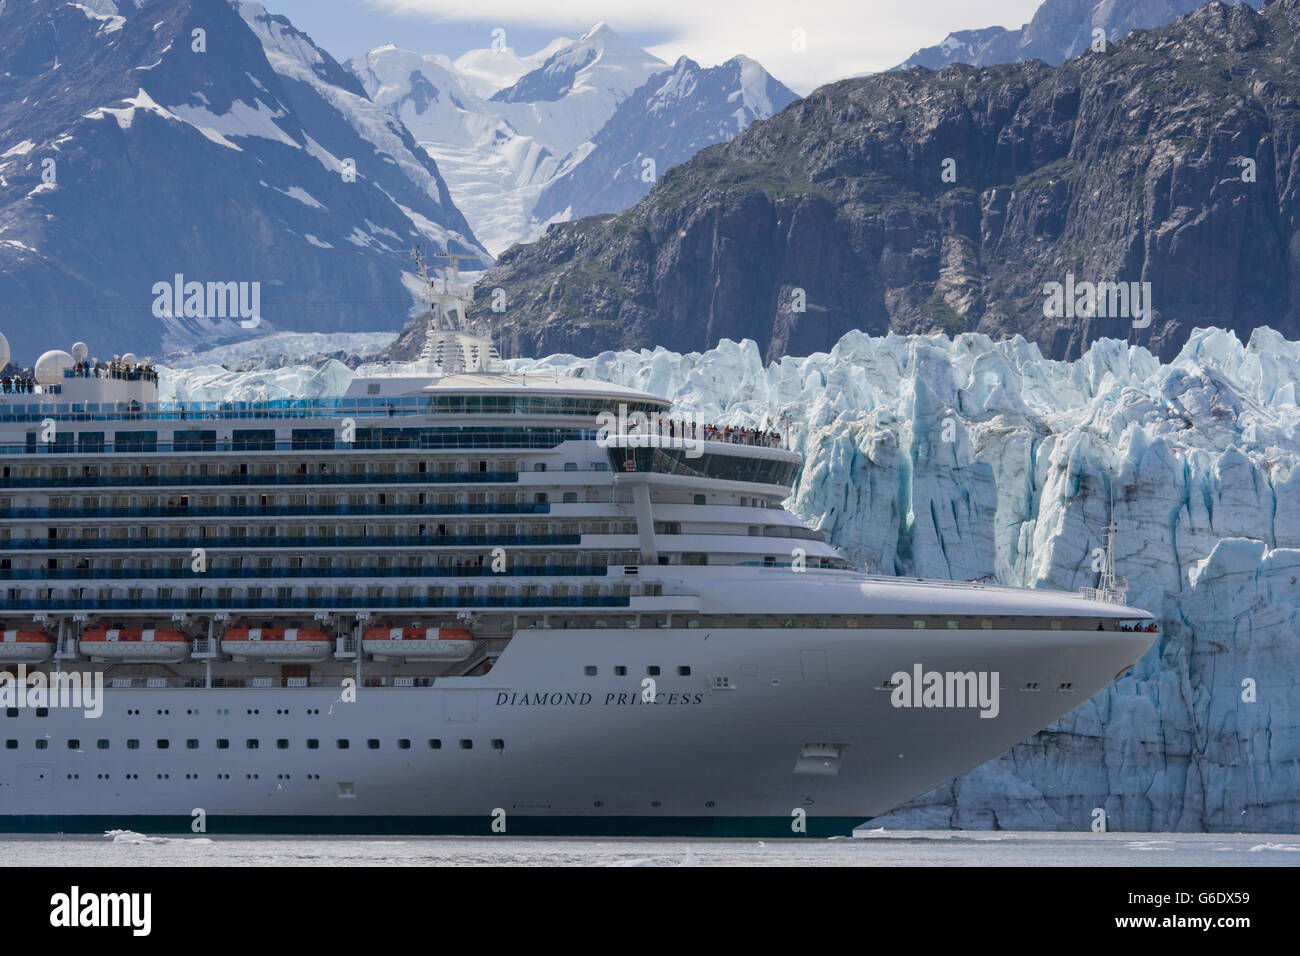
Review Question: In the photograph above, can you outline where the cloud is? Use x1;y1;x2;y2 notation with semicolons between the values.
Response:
361;0;1042;94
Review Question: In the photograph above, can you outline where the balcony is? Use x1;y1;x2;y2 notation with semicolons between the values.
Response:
0;564;610;581
3;502;550;520
0;471;520;489
0;595;632;612
1;533;581;551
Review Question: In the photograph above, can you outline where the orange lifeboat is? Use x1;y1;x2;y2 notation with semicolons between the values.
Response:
0;630;55;663
221;626;331;662
79;627;189;663
362;625;475;661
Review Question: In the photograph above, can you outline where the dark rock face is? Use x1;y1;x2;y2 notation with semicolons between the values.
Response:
479;0;1300;363
0;0;486;362
896;0;1263;70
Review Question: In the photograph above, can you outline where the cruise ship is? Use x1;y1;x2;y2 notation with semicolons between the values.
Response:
0;261;1158;836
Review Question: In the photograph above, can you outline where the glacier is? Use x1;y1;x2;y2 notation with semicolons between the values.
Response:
161;325;1300;832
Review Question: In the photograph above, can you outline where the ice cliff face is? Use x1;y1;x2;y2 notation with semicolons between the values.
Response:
162;325;1300;831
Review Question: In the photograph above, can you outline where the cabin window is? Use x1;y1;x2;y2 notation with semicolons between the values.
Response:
67;739;80;750
216;739;229;749
647;666;661;676
584;666;597;676
428;739;442;749
127;739;140;750
307;739;319;750
337;739;350;749
187;740;199;750
459;739;473;749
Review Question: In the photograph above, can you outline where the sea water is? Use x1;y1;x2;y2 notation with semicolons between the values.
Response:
3;830;1298;866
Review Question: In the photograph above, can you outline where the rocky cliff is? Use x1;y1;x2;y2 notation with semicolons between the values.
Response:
475;0;1300;363
896;0;1262;70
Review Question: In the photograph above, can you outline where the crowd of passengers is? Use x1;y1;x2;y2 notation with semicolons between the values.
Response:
0;375;37;393
66;359;160;383
625;418;783;447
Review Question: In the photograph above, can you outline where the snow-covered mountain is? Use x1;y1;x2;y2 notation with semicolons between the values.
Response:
352;25;796;254
450;38;570;99
896;0;1265;70
352;23;663;255
532;55;798;225
0;0;487;360
163;325;1300;831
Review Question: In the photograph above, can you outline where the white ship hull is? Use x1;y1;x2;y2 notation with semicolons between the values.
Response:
0;615;1155;836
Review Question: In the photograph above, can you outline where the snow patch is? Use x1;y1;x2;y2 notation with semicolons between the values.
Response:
1;140;35;158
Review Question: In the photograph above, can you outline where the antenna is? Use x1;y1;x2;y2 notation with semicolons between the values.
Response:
1082;491;1129;605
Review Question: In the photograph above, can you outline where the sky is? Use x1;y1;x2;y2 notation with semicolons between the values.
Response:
261;0;1045;94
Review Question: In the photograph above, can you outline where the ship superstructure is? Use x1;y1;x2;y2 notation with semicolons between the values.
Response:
0;276;1158;836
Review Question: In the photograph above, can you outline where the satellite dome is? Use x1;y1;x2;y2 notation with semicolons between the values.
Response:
71;341;89;362
34;349;74;385
122;352;138;367
0;331;9;370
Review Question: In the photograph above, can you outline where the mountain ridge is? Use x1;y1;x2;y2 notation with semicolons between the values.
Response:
470;0;1300;363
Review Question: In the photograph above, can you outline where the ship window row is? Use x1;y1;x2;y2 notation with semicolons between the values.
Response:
0;495;556;519
12;459;528;479
607;447;799;487
7;548;636;569
10;392;665;419
3;492;779;511
12;738;507;752
584;665;690;677
12;427;609;454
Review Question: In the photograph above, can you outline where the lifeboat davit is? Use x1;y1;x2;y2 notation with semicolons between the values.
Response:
221;627;331;662
362;625;475;661
0;630;55;663
79;628;189;663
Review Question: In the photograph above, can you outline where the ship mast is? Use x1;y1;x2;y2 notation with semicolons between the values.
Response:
409;247;498;374
1082;507;1129;605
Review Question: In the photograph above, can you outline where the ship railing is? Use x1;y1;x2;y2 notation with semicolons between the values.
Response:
1;564;612;582
1078;586;1130;605
100;676;411;689
0;595;633;612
